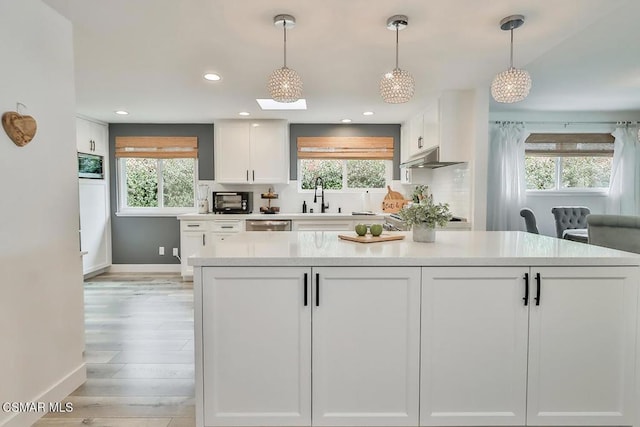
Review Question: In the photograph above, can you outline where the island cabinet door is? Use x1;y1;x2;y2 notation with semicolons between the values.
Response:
200;267;312;426
312;266;421;426
526;266;639;426
420;267;530;426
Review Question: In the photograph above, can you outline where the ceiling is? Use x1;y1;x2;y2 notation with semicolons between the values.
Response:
43;0;640;124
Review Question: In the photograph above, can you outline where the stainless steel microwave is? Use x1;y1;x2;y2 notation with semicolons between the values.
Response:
212;192;252;214
78;152;104;179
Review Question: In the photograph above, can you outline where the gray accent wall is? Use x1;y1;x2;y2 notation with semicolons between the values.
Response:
109;123;214;264
289;124;401;180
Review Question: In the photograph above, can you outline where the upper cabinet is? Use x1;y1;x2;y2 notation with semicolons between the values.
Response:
76;117;108;156
215;120;289;184
401;90;475;164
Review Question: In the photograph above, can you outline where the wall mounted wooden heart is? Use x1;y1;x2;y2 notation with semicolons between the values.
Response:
2;111;37;147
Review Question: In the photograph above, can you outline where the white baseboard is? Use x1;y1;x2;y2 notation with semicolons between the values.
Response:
1;363;86;427
108;264;181;273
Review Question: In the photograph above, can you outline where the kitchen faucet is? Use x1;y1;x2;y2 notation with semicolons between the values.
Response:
313;177;329;213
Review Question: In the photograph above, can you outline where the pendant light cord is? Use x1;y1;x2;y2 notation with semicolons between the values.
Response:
395;23;399;69
283;24;287;68
509;28;514;69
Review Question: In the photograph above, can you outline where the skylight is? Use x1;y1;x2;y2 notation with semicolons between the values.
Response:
256;99;307;110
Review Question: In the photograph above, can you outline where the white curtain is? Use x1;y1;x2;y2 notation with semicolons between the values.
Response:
487;123;528;231
607;125;640;215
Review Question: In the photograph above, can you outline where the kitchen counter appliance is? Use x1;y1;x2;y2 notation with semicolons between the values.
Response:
213;191;252;214
246;219;292;231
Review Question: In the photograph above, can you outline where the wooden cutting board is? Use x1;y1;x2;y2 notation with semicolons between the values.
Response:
338;234;405;243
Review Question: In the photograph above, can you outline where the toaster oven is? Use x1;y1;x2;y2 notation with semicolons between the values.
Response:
212;192;253;214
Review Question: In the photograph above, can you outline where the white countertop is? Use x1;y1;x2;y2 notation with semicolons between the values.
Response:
189;231;640;267
177;212;386;220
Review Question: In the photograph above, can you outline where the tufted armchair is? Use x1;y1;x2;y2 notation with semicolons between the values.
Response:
587;214;640;254
551;206;591;238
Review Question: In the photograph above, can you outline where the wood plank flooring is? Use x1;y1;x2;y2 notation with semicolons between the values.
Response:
34;273;195;427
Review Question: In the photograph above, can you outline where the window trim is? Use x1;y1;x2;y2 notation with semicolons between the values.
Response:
116;157;198;216
297;159;392;193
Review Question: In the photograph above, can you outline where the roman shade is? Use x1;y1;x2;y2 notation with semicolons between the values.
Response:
297;136;394;160
525;133;614;157
115;136;198;158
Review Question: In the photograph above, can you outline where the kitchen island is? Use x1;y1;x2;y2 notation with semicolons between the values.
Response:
190;231;640;427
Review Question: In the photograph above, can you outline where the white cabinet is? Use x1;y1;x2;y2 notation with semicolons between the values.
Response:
312;267;421;426
200;267;311;426
293;220;354;231
421;267;529;426
420;266;639;427
196;266;421;427
526;266;638;426
77;117;108;155
180;221;207;278
79;180;111;275
215;120;289;184
180;219;243;278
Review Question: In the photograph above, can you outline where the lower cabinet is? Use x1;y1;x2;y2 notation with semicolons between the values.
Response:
312;267;421;426
421;266;638;427
79;180;111;274
421;267;529;426
196;264;639;427
198;266;421;427
201;267;311;426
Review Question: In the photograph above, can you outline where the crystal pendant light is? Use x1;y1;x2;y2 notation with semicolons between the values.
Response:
380;15;414;104
491;15;531;104
268;14;302;103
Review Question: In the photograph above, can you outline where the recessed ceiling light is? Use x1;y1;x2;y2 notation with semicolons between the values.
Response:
115;110;129;115
341;119;352;123
239;112;250;116
363;111;374;116
204;73;221;81
256;98;307;110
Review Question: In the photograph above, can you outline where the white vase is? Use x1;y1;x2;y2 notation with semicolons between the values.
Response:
412;223;436;242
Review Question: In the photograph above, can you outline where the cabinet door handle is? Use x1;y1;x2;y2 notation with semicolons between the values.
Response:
202;234;206;246
220;225;233;229
418;136;423;149
523;273;529;306
187;224;200;228
303;273;308;306
252;170;255;181
405;170;409;181
315;273;320;307
534;272;541;306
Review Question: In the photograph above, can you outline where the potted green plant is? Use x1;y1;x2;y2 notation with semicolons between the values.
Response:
398;187;452;242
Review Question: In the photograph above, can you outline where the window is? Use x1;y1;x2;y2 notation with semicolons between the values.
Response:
297;136;393;191
116;136;198;214
524;133;613;191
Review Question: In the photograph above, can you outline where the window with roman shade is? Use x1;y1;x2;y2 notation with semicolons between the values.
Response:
524;133;614;190
115;136;198;213
296;136;394;190
115;136;198;158
297;136;394;160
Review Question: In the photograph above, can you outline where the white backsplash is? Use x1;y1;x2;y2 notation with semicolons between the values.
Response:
401;165;472;220
198;180;412;214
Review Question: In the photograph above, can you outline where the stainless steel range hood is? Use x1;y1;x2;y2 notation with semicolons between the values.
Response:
399;147;465;169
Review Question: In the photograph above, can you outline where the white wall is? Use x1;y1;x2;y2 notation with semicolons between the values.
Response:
0;2;86;426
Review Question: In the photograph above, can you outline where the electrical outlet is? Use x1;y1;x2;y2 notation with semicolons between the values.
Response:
159;246;165;256
173;248;179;257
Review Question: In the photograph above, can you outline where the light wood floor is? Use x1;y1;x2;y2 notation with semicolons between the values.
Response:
34;273;195;427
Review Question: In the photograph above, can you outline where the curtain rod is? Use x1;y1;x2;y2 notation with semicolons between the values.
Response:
493;120;638;125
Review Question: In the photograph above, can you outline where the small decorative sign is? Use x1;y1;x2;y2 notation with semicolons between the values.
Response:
2;108;37;147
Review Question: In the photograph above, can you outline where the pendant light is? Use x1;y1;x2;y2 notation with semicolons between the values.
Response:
268;14;303;103
491;15;532;103
380;15;414;104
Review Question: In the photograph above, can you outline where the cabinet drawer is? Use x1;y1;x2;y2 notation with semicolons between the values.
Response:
181;221;208;232
212;220;243;232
